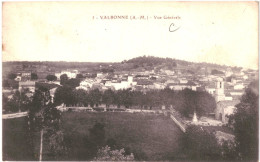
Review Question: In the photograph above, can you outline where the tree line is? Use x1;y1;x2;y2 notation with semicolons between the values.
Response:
54;86;216;117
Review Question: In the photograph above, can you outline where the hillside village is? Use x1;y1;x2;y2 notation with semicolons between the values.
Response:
2;56;259;161
3;56;258;126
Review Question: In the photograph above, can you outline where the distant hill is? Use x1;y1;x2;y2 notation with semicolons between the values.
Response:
120;55;243;73
125;56;178;66
122;56;179;71
2;56;245;74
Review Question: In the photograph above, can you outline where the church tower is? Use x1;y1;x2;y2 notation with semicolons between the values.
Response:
215;78;225;102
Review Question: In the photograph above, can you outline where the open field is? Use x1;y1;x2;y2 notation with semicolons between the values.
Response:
3;112;183;161
60;112;183;161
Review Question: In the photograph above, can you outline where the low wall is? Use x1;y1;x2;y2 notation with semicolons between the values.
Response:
3;111;28;119
170;114;186;132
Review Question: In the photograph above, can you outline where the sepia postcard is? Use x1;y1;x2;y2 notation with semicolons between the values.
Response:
2;1;259;161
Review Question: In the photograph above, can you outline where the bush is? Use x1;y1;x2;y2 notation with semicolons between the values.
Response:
94;145;134;161
181;126;222;161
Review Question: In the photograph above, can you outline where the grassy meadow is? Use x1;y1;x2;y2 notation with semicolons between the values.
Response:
60;112;183;161
3;112;183;161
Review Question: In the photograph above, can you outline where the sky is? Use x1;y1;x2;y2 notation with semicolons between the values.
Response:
2;2;259;69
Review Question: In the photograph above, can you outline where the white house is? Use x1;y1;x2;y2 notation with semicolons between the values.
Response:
234;84;244;90
80;80;94;88
229;90;244;96
55;73;62;80
168;83;190;91
105;76;136;90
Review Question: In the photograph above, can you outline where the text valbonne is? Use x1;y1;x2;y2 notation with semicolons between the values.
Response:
99;15;181;20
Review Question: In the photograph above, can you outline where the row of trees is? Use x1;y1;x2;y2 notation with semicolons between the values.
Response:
5;72;84;83
54;87;216;117
46;73;85;82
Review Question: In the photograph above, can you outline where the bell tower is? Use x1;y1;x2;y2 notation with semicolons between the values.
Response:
215;78;225;102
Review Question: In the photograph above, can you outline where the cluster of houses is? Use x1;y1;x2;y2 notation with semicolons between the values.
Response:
3;64;258;124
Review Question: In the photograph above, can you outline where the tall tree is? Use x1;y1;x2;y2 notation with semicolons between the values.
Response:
131;91;144;108
28;87;62;161
115;89;133;108
65;78;80;88
28;87;51;161
46;75;57;81
31;87;52;113
60;74;68;85
228;81;259;160
31;73;38;80
194;91;216;116
54;86;75;107
76;74;84;79
174;89;216;117
102;89;115;108
89;89;102;107
73;89;89;106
